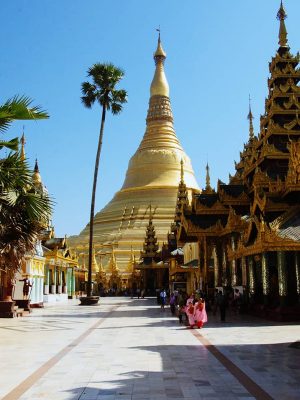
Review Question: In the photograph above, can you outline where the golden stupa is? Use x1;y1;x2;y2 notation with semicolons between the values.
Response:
70;35;199;277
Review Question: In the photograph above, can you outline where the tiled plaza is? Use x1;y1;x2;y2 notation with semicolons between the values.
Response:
0;297;299;400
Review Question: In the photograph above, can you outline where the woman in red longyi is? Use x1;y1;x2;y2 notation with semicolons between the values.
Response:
194;299;208;329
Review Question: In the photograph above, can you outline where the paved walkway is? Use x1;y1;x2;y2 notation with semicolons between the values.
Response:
0;297;299;400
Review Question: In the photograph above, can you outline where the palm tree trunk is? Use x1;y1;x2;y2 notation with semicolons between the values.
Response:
87;103;106;297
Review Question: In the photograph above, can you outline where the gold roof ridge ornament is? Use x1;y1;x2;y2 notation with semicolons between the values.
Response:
150;28;169;97
277;0;288;48
205;163;213;192
247;95;255;140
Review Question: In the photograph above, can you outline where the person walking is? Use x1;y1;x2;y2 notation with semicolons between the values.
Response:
169;292;176;315
194;298;208;328
160;288;167;311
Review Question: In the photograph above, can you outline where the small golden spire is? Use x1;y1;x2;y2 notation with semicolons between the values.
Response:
247;95;254;140
180;159;184;183
32;159;42;185
205;163;212;191
20;127;26;161
277;0;288;47
150;29;169;97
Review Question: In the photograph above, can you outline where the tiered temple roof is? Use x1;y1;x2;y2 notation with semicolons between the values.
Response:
177;1;300;258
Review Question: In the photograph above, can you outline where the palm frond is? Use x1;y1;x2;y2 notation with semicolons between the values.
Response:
111;103;123;115
0;95;49;133
0;137;19;151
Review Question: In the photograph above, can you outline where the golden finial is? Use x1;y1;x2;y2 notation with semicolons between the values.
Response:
247;95;254;140
277;1;288;47
150;29;169;97
20;127;26;161
180;159;184;183
205;163;212;191
154;26;166;60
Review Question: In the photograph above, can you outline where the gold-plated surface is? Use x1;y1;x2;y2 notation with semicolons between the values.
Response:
69;37;199;274
150;35;169;97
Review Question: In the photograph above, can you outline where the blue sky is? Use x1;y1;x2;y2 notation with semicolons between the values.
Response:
1;1;299;237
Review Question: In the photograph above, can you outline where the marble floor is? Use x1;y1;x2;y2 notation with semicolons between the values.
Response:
0;297;299;400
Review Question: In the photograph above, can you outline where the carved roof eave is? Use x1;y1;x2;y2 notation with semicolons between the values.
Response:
218;191;250;206
176;220;197;244
194;199;229;215
228;232;300;260
182;217;225;238
269;52;300;68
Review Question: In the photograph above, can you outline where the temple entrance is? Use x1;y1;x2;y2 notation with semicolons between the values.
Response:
140;268;169;295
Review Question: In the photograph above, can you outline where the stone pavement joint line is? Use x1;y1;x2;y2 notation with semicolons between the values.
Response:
191;330;274;400
1;303;121;400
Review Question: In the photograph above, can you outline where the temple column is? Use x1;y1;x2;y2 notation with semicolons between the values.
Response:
277;251;287;306
203;237;208;292
212;244;219;288
222;244;227;287
261;252;270;305
241;256;247;286
248;256;255;296
295;252;300;301
230;236;237;287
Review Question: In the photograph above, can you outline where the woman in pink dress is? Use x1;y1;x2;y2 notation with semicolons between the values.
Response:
194;299;207;328
186;302;196;328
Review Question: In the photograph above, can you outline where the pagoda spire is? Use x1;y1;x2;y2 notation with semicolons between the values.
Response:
150;29;169;97
174;160;189;224
20;128;26;161
277;1;288;48
140;206;159;259
205;163;212;191
32;159;42;186
119;33;199;192
247;96;254;140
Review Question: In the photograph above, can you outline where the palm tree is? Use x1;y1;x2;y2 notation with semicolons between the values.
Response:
81;63;127;299
0;96;51;299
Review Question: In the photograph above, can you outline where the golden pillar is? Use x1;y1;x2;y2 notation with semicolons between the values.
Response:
277;251;287;306
230;236;237;287
212;244;219;288
248;256;255;295
261;252;270;305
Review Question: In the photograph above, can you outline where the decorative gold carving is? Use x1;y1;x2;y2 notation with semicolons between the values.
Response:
287;139;300;183
269;176;285;193
253;167;269;188
284;113;300;130
283;93;300;109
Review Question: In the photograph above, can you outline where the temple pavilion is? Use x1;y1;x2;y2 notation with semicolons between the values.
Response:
175;1;300;319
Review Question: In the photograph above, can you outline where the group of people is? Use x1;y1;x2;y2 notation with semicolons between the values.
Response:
184;295;208;328
159;287;244;328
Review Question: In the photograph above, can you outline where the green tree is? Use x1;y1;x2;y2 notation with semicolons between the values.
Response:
0;96;51;298
81;63;127;298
